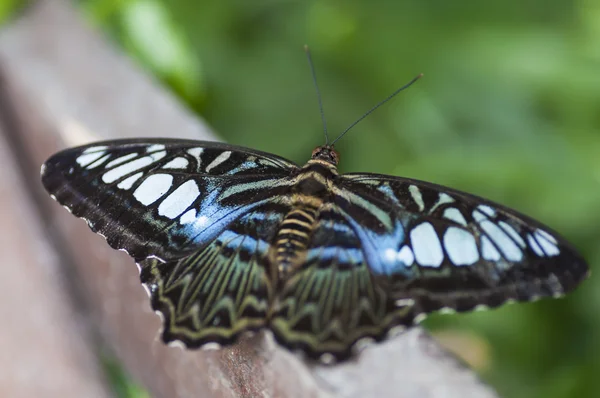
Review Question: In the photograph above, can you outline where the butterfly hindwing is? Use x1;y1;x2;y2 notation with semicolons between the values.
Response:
139;202;289;346
41;139;298;261
270;205;413;361
339;173;589;314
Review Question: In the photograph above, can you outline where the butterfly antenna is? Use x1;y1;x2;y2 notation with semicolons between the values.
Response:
330;73;423;146
305;45;330;145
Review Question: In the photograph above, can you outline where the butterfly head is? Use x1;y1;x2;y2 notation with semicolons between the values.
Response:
311;145;340;166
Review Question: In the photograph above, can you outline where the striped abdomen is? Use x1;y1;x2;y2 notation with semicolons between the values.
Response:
274;205;319;276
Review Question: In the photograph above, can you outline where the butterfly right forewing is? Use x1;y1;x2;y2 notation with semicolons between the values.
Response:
339;173;589;316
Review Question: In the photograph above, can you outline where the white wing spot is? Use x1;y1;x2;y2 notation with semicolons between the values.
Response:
535;229;558;245
150;150;166;161
133;174;173;206
479;220;523;262
430;193;454;213
117;172;143;190
472;210;487;223
444;227;479;266
187;147;204;161
534;229;560;256
102;150;166;183
481;236;501;261
205;151;232;172
76;151;106;167
147;144;166;152
499;221;526;248
408;185;425;212
527;234;545;257
384;248;396;264
180;209;197;224
105;153;137;168
397;245;415;266
443;208;468;226
82;145;108;154
158;180;200;219
86;153;111;169
477;205;497;217
162;157;189;169
410;222;444;267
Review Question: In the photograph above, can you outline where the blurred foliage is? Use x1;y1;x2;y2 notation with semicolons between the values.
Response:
3;1;600;397
0;0;21;24
101;351;149;398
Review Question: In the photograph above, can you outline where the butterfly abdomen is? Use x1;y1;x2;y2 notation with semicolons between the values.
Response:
274;204;320;276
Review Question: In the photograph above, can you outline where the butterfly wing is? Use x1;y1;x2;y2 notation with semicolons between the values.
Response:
270;204;410;361
41;139;298;261
42;138;301;347
139;202;292;346
337;173;589;315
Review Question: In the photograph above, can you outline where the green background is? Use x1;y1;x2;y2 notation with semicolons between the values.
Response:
3;1;599;397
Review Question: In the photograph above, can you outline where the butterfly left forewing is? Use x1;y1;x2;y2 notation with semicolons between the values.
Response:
338;173;589;316
41;139;298;261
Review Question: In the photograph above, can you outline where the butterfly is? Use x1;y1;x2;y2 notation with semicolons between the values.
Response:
40;135;589;361
40;58;588;362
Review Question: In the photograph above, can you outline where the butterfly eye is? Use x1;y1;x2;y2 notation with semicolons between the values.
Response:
311;145;339;165
331;148;340;164
311;146;324;158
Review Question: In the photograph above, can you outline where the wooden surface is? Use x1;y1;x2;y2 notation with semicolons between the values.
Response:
0;84;112;398
0;1;498;397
